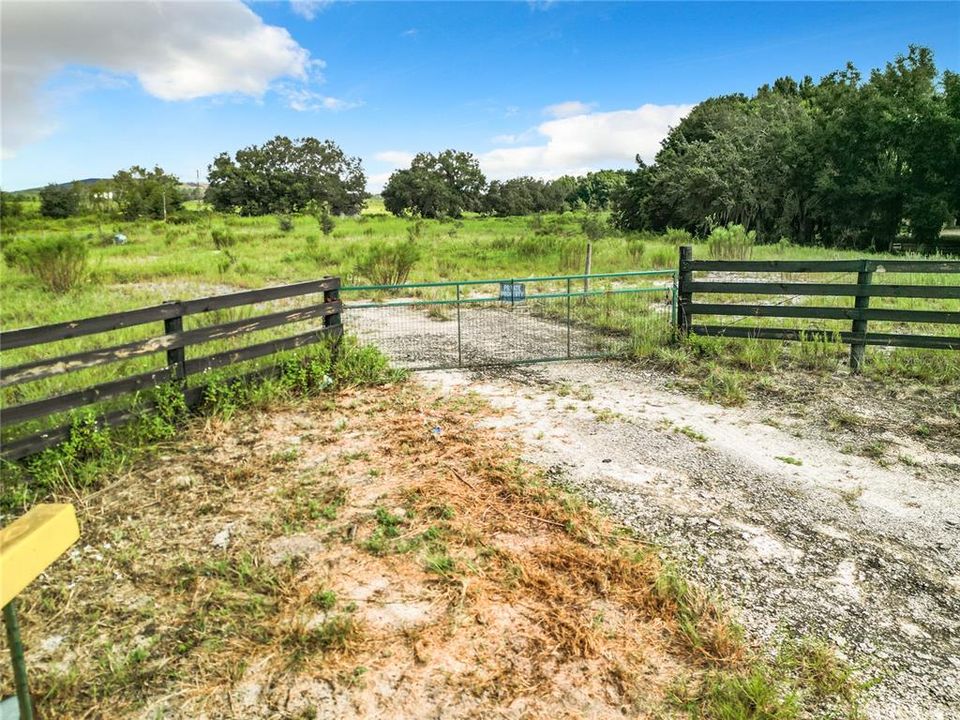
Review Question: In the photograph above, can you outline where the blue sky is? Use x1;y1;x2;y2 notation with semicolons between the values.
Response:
2;1;957;191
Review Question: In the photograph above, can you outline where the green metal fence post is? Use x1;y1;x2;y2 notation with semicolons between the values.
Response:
850;260;873;372
4;600;34;720
566;277;572;358
456;284;463;368
671;271;679;329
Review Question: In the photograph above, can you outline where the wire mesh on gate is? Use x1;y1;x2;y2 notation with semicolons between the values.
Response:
341;271;677;370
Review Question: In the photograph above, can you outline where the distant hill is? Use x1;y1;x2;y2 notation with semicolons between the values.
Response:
9;178;109;195
9;179;205;196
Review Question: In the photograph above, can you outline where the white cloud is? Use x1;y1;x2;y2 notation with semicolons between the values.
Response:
280;87;361;112
1;1;312;157
479;103;694;180
367;171;395;192
543;100;594;119
374;150;415;165
290;0;334;21
367;151;415;192
491;129;538;145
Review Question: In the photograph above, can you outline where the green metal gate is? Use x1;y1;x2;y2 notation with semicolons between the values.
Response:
341;270;677;370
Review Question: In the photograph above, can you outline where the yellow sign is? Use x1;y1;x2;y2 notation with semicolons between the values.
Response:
1;504;80;607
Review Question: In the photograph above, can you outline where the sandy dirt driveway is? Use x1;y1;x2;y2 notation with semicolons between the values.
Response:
420;362;960;720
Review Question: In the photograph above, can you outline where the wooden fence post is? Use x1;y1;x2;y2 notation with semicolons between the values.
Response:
324;279;342;358
163;301;187;400
849;261;873;372
678;245;693;335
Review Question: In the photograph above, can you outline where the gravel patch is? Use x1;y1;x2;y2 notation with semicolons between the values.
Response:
420;361;960;720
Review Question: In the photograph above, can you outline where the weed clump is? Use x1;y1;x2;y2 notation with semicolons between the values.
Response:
354;237;420;285
3;235;89;293
707;223;755;260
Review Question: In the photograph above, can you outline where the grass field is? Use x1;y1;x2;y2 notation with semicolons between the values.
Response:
1;203;958;437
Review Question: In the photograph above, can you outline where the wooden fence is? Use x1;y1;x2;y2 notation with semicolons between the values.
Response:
1;277;342;460
677;246;960;369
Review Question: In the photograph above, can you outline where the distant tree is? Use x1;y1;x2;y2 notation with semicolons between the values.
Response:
0;191;24;219
573;170;630;211
382;150;486;218
611;158;654;231
205;136;367;216
548;175;582;211
112;166;184;220
39;183;83;218
483;177;564;216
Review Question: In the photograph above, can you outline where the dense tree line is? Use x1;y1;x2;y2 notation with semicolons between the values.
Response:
613;46;959;248
381;153;628;218
205;136;367;216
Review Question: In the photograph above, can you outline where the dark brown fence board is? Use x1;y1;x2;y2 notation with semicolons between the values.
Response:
1;406;140;461
2;300;341;387
1;277;339;350
683;259;960;274
688;282;960;300
688;303;960;324
2;366;177;425
684;260;865;273
690;325;960;350
184;325;341;376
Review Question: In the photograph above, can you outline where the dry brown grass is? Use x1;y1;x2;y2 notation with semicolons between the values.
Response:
2;383;749;719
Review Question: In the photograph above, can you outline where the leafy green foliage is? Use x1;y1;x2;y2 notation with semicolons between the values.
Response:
483;176;568;216
39;182;83;218
382;149;486;218
1;191;24;219
579;213;609;241
112;165;184;220
313;202;336;236
205;136;367;216
613;45;959;249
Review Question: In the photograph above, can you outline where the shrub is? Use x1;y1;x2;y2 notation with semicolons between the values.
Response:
278;215;295;233
211;229;238;250
579;214;608;241
663;227;694;246
3;235;89;293
707;224;755;260
318;205;336;236
354;238;420;285
407;218;425;242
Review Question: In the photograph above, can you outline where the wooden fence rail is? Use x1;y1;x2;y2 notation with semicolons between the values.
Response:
0;277;342;460
676;246;960;369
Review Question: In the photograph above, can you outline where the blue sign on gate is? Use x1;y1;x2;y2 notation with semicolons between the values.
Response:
499;282;526;302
